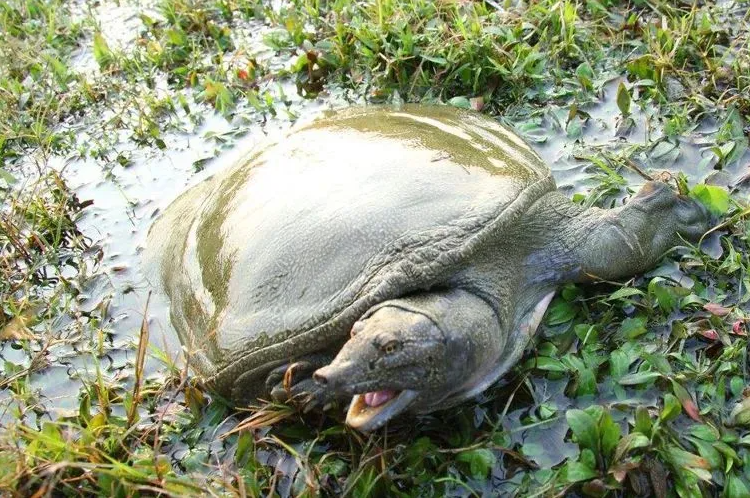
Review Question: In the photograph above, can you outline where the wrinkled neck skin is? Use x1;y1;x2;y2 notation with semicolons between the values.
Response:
399;290;507;412
519;191;595;285
521;184;707;286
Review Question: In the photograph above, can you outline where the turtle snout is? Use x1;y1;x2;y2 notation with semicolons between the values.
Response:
312;368;330;386
676;195;710;240
313;363;351;390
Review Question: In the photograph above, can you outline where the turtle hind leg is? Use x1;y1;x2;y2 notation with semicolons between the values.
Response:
264;353;339;411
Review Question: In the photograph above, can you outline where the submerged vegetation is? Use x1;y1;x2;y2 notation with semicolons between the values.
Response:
1;0;750;496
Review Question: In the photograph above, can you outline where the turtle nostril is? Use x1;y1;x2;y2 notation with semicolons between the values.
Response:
313;371;328;386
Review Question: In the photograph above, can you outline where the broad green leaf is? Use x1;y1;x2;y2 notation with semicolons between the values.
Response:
565;460;598;483
576;368;597;396
576;62;593;80
566;409;599;451
688;438;722;470
609;349;631;379
730;377;745;397
648;279;677;312
644;352;672;375
713;441;740;466
527;356;568;372
711;141;736;160
574;324;598;346
688;424;719;442
726;473;750;498
545;298;576;325
689;184;730;216
619;316;647;339
664;445;711;475
599;412;621;459
580;448;596;469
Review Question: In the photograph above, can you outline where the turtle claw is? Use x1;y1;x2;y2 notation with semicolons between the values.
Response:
265;355;337;412
271;377;336;412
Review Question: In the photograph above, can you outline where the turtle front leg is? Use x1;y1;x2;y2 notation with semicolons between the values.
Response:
574;181;709;281
265;353;339;411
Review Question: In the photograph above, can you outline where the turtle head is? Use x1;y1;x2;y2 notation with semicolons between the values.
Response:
627;181;709;243
313;304;466;432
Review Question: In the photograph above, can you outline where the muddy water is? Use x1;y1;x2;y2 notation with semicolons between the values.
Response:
0;3;348;423
2;0;750;488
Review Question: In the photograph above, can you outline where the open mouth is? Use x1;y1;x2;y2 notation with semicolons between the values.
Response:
346;389;419;432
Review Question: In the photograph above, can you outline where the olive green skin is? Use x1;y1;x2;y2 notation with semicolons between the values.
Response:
146;105;555;402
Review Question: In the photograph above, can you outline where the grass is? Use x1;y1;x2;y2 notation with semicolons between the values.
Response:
1;0;750;496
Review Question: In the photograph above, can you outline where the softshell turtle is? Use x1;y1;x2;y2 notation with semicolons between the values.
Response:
147;105;708;432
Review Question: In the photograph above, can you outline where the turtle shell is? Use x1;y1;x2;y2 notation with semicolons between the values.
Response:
147;104;555;400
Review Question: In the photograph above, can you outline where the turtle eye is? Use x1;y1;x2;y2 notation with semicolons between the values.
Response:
381;340;401;355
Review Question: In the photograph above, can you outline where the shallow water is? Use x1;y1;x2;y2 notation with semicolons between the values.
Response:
2;0;749;491
0;1;349;424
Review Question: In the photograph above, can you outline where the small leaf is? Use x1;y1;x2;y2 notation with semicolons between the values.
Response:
574;324;598;346
689;184;730;216
699;329;719;341
635;406;653;437
616;82;631;116
421;54;448;65
648;279;677;312
671;380;701;422
703;302;731;316
728;398;750;426
456;448;496;479
0;168;17;185
614;432;650;461
93;32;114;69
565;460;598;483
447;96;470;109
606;287;644;301
619;370;661;385
660;393;681;422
